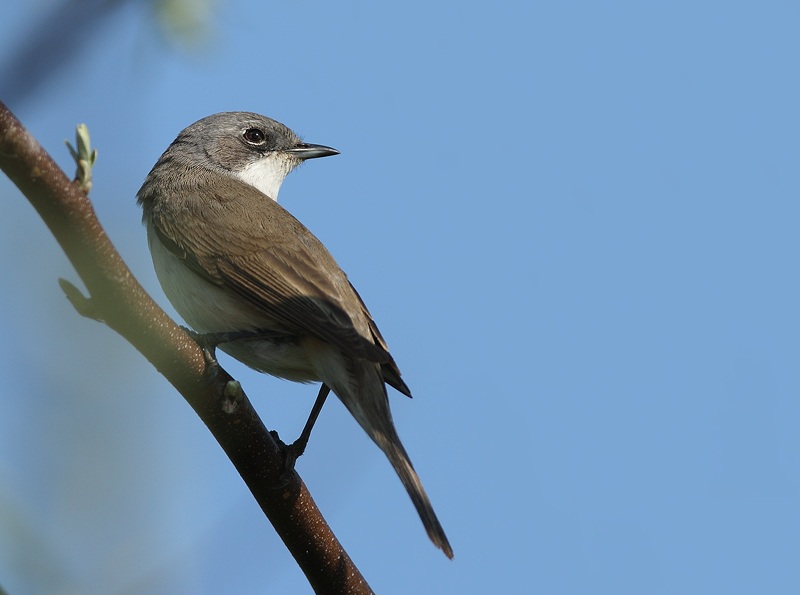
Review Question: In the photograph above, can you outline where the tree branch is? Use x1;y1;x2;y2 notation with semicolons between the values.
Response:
0;101;373;594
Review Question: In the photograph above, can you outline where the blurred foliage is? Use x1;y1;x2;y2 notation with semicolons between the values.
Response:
0;0;223;106
154;0;220;48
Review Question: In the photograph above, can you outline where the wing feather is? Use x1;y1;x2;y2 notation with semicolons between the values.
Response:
149;178;393;364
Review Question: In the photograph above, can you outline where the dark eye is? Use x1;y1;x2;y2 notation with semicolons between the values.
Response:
243;128;266;144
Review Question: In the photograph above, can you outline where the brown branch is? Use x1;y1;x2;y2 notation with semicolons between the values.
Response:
0;101;373;595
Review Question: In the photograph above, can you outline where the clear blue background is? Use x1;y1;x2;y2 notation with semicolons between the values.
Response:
1;1;799;593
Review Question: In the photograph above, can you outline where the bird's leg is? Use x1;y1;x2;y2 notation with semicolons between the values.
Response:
182;327;224;371
185;327;331;473
184;328;282;369
284;384;331;470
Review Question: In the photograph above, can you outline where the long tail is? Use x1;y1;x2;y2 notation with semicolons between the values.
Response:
321;354;453;558
372;426;454;559
325;360;453;558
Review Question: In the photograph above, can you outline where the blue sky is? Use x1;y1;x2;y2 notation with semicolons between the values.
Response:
1;1;799;593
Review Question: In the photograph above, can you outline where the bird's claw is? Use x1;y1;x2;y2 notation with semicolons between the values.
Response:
182;327;221;373
267;430;309;480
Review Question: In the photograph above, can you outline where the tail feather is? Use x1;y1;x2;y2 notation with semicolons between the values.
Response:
373;429;454;559
321;354;453;558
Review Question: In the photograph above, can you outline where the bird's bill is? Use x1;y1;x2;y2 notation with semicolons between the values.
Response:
286;143;340;160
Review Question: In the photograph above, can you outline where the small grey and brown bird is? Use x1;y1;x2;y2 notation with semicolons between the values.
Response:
137;112;452;558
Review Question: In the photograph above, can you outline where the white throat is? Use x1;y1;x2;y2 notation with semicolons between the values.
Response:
234;153;296;201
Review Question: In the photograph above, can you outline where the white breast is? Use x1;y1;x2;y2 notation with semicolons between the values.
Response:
233;153;295;201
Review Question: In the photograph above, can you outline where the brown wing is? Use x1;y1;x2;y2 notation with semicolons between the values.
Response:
348;281;412;397
150;177;392;364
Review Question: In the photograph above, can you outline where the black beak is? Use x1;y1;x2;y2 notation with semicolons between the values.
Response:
286;143;340;160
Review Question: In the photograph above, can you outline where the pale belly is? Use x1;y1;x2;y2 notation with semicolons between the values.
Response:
148;228;319;382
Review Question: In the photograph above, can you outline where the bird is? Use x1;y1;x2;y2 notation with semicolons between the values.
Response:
136;111;452;558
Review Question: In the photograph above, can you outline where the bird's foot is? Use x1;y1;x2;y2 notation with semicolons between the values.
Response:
285;434;311;469
182;327;223;374
268;430;307;484
184;328;276;374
